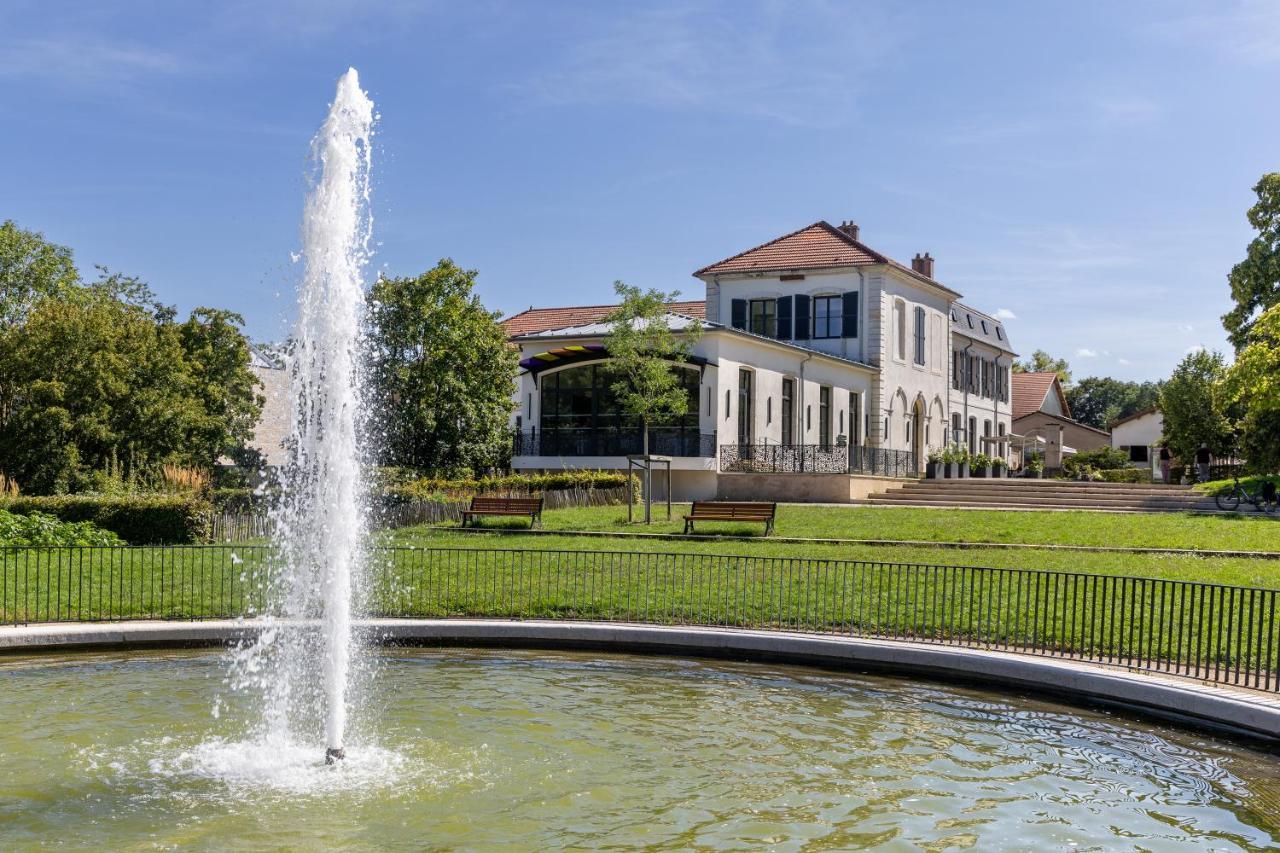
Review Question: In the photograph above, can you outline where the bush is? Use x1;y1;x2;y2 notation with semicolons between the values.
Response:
1;495;212;544
1062;446;1132;477
1098;468;1149;484
386;470;636;502
0;509;124;546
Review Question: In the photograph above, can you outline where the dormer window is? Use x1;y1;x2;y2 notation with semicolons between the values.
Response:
996;326;1004;341
966;314;975;329
950;309;957;322
981;319;989;335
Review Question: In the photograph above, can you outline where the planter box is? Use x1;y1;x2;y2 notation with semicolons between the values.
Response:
959;462;971;478
925;461;942;479
974;465;994;478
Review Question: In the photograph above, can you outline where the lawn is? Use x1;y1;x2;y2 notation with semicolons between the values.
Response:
402;503;1280;554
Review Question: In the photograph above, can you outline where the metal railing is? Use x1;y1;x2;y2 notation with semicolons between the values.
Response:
2;545;1277;693
720;443;917;477
514;429;716;458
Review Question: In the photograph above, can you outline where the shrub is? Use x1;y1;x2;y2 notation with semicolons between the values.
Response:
0;509;123;546
1099;468;1149;484
1;495;212;544
386;470;637;502
1063;446;1132;478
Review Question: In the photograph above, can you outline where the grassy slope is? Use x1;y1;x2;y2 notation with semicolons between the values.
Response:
406;503;1280;553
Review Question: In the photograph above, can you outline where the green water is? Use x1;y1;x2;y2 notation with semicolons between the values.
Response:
2;648;1278;850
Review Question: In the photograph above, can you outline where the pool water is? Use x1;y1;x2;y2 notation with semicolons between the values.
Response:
2;648;1278;849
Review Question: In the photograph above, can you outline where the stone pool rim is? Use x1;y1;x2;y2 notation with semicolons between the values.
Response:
4;618;1279;748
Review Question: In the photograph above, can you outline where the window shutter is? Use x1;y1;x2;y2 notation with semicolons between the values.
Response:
794;294;811;341
776;295;793;340
841;291;859;339
730;299;747;330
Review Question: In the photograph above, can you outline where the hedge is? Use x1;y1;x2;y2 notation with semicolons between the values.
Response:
0;509;124;547
387;471;637;502
1;495;212;545
1098;468;1149;484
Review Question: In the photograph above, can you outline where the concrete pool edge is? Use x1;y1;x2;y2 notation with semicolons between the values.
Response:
4;618;1279;745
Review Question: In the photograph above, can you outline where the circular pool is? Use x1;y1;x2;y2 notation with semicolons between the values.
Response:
3;648;1278;849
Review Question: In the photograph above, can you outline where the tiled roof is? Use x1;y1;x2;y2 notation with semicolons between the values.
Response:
695;221;886;276
1011;371;1066;419
511;312;703;340
502;300;706;337
1109;405;1160;429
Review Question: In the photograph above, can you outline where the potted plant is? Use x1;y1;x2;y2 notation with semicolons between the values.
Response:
956;444;971;478
971;453;993;478
991;457;1008;478
925;448;944;479
1025;453;1044;479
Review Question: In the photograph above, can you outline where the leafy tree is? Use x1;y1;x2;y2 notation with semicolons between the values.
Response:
1013;349;1071;385
367;260;517;476
1223;303;1280;473
1222;173;1280;350
601;282;702;458
1065;376;1162;429
0;220;79;328
1159;349;1235;463
178;308;263;468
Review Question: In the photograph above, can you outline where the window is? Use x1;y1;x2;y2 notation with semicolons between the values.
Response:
968;416;977;454
996;326;1004;341
894;300;906;360
849;392;861;446
812;295;841;339
952;412;962;445
966;313;975;329
766;397;772;425
539;363;698;452
1129;445;1149;463
981;319;989;335
781;378;795;445
914;306;926;365
819;386;832;448
749;299;776;338
952;351;963;391
737;369;754;445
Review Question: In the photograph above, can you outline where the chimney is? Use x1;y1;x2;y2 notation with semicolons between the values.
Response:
911;252;935;278
837;220;860;241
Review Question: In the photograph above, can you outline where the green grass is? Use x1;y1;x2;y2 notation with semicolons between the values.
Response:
417;503;1280;553
1196;474;1280;497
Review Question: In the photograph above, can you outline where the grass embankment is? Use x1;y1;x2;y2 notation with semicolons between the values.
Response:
396;503;1280;553
1196;474;1280;497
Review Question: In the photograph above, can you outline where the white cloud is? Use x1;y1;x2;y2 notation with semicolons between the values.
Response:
1075;348;1098;358
1150;1;1280;65
1185;344;1207;356
1117;357;1133;366
995;308;1017;321
0;35;181;85
517;3;904;127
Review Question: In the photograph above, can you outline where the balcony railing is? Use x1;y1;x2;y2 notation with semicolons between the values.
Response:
720;443;918;477
514;429;717;458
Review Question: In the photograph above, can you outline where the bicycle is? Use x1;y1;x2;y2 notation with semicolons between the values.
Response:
1214;476;1279;513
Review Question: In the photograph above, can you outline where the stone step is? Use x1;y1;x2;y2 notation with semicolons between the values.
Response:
872;491;1212;508
854;498;1232;515
896;483;1201;497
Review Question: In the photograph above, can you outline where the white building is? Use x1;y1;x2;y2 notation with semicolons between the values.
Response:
1111;406;1164;475
505;220;1016;500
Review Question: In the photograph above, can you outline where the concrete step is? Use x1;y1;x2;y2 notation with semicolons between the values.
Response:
868;497;1215;513
853;498;1233;515
894;484;1202;499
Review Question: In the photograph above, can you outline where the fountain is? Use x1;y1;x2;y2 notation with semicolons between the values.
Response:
230;68;375;765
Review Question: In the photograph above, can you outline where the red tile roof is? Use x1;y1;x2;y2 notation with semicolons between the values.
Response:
695;221;886;276
1011;371;1070;419
503;300;706;337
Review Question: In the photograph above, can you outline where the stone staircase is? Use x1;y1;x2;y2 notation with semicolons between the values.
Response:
859;478;1222;514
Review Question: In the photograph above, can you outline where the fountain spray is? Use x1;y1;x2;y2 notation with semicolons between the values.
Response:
274;68;374;764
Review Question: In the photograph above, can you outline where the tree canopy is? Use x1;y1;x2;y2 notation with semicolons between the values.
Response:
601;282;702;455
1013;349;1071;385
1065;376;1162;430
0;223;261;494
1222;173;1280;350
367;260;517;476
1158;349;1235;462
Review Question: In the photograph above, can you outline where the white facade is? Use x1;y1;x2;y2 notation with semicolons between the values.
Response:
947;305;1015;458
1111;408;1163;467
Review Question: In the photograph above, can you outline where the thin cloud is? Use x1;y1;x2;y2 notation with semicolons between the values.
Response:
995;308;1017;320
516;3;905;127
1075;348;1098;358
1150;1;1280;65
0;35;181;85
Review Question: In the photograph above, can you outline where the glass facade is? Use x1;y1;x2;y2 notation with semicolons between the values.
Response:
538;363;700;455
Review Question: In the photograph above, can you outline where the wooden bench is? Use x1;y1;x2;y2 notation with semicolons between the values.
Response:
460;496;544;528
683;501;777;535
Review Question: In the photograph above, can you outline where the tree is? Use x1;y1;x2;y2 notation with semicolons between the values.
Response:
1013;350;1071;385
1065;376;1162;430
601;282;702;456
178;308;263;469
1222;173;1280;350
1223;302;1280;473
602;282;702;520
1159;349;1235;463
0;220;79;328
367;260;517;476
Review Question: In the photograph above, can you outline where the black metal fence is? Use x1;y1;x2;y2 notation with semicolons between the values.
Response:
514;429;716;458
3;545;1277;693
720;444;917;477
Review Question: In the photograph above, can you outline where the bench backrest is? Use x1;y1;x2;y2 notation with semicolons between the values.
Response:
689;500;777;518
469;496;544;512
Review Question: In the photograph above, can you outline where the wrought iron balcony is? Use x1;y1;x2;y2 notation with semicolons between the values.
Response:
514;429;717;458
719;443;918;477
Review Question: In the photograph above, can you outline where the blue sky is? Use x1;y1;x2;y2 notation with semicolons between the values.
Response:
3;1;1277;381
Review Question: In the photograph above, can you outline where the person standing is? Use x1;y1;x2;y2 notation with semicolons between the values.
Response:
1159;444;1173;484
1195;443;1212;483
